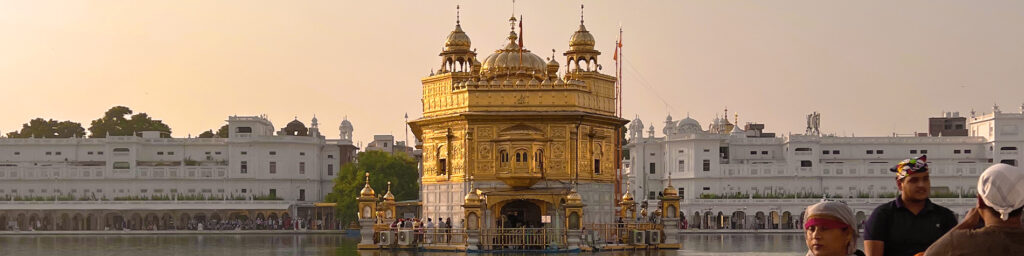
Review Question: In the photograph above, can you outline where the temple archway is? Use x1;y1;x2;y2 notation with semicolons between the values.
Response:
498;200;543;228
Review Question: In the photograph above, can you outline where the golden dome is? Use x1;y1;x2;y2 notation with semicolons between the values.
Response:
565;187;582;204
479;31;547;80
464;189;481;204
359;172;375;198
569;24;595;51
383;181;395;201
621;191;634;202
663;184;678;197
444;24;472;51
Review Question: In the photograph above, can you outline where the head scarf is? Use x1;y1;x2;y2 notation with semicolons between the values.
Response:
977;164;1024;221
804;200;858;256
890;155;928;180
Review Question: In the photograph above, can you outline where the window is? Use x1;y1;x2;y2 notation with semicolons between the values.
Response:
866;150;874;154
269;162;277;174
299;162;306;174
327;164;334;176
920;150;928;154
649;163;656;174
702;187;710;191
240;161;248;174
964;149;972;154
55;152;61;156
800;160;812;167
535;150;544;171
97;151;103;155
954;150;961;154
205;152;211;155
702;159;710;171
877;150;884;154
157;152;164;155
88;152;93;155
1001;147;1018;151
328;155;334;159
241;151;247;155
13;152;19;155
751;151;758;155
168;152;174;155
703;149;710;152
1001;159;1017;166
241;189;247;193
215;151;221;155
236;127;252;133
822;150;830;155
648;191;656;200
299;152;305;156
113;162;130;169
677;160;685;172
46;152;52;155
761;151;768;155
439;159;447;175
113;148;129;153
795;148;811;152
593;159;601;174
299;189;306;201
832;150;840;154
269;151;276;156
910;150;917;154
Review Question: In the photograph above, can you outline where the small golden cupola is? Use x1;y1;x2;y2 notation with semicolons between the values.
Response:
359;172;375;198
663;183;678;197
564;4;601;73
439;5;477;74
383;181;395;201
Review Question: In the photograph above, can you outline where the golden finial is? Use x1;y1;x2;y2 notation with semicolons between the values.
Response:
580;3;585;25
734;112;739;125
365;172;369;183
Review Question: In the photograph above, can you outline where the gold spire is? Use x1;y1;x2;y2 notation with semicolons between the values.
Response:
383;181;395;201
359;172;375;197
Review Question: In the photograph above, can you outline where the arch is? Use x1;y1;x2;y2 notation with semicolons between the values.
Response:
730;211;746;229
16;213;27;231
769;211;780;229
144;213;159;230
754;211;766;229
855;211;867;230
72;213;83;231
57;213;69;231
702;211;713;229
178;213;191;229
498;200;543;228
0;213;6;231
129;213;142;230
194;213;207;224
161;213;174;230
436;145;448;176
30;213;43;230
691;212;701;229
782;211;793;229
534;149;544;171
666;205;677;218
85;213;97;230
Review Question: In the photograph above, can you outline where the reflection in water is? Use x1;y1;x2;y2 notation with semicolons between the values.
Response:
0;233;819;256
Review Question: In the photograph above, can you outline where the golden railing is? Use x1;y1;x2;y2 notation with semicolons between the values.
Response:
582;223;663;244
371;227;467;246
480;227;565;251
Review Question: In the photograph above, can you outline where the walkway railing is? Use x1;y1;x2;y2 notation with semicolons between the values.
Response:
480;227;564;251
583;223;662;244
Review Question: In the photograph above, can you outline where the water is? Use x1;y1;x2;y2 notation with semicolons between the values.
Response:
0;233;820;256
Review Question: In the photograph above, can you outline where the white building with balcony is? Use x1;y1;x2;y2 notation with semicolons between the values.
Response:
0;115;359;231
626;105;1024;230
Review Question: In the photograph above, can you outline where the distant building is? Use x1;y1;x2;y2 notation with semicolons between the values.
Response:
930;112;968;137
0;115;359;231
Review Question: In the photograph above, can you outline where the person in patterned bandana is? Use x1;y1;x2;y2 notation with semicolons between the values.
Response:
863;155;958;256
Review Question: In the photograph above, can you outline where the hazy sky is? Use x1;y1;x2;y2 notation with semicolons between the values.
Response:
1;1;1023;145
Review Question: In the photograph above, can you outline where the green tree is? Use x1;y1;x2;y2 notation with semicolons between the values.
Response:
197;130;216;138
326;150;419;225
5;118;85;138
197;124;228;138
88;106;172;138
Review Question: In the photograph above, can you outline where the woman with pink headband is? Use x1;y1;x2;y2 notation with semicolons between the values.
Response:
804;200;864;256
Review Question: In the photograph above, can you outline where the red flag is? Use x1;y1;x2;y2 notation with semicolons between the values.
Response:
518;15;524;66
613;28;622;61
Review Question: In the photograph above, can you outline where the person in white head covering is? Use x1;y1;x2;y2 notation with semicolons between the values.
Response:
924;163;1024;256
804;200;864;256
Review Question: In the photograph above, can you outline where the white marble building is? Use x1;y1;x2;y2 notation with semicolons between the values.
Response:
625;105;1024;229
0;115;359;231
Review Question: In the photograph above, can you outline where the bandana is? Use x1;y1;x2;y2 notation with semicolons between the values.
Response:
890;155;928;180
978;164;1024;221
804;200;858;255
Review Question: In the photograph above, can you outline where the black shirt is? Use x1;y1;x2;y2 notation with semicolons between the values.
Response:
863;198;958;256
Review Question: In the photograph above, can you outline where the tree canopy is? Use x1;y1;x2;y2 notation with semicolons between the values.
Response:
88;106;172;138
326;150;419;225
5;118;86;138
197;124;229;138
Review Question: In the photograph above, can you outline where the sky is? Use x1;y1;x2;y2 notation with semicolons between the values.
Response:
1;1;1023;145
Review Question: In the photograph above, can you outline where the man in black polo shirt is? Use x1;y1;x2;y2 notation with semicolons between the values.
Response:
863;155;957;256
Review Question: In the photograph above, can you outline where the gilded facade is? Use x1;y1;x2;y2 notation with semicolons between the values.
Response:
409;11;628;229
